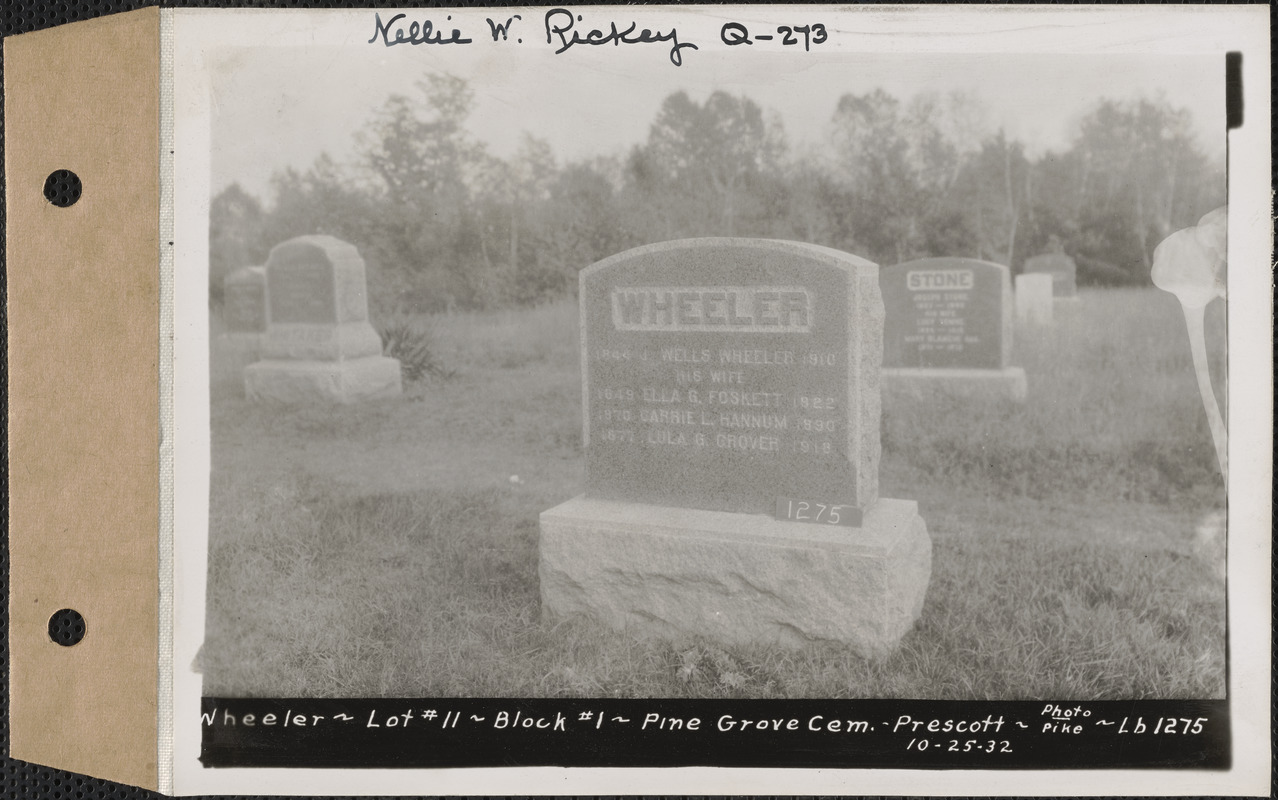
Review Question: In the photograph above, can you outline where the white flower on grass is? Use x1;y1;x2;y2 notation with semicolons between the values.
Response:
1152;206;1227;310
1151;206;1228;484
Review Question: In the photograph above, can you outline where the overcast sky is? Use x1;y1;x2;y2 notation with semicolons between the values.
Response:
210;43;1224;204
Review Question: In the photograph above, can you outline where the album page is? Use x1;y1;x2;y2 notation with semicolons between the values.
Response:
166;5;1271;795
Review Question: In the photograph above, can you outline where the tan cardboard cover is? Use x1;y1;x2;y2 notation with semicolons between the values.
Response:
5;7;161;790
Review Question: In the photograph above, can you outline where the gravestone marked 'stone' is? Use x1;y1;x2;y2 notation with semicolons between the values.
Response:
244;235;401;403
1023;236;1078;298
879;257;1026;401
881;257;1011;370
540;239;931;656
1015;273;1054;326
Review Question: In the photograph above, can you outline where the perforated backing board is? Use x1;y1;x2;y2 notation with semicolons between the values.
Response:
3;3;1273;797
4;2;161;793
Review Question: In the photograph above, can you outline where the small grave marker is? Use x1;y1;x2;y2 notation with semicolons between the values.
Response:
879;257;1026;401
244;235;401;403
1023;236;1078;298
1015;273;1054;326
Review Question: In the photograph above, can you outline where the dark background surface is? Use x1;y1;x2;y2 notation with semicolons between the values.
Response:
0;1;1264;798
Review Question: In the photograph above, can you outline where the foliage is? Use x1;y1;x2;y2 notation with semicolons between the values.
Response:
827;90;970;263
377;316;454;382
209;75;1224;314
943;131;1031;265
208;183;266;307
625;90;786;238
531;161;630;299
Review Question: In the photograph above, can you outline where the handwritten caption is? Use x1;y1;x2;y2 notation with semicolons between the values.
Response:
200;698;1228;769
204;702;1213;752
368;8;831;67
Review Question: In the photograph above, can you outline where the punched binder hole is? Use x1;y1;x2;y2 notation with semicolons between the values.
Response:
43;169;82;207
48;608;85;646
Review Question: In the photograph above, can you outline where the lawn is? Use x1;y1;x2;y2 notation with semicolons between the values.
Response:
201;288;1227;700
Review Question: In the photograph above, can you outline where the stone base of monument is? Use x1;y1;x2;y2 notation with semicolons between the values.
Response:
539;496;931;657
244;356;402;403
882;366;1027;403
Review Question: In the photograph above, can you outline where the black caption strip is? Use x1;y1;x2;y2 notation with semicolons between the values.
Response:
202;698;1228;770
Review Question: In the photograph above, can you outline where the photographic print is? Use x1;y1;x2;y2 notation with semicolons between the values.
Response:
165;5;1270;794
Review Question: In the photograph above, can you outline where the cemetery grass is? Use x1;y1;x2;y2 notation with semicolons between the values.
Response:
203;290;1228;700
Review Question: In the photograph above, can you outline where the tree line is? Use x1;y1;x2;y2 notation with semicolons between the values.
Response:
210;72;1224;314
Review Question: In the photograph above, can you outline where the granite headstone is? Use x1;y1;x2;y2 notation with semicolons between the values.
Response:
880;257;1012;370
540;239;931;656
581;239;882;517
244;236;401;403
879;257;1026;401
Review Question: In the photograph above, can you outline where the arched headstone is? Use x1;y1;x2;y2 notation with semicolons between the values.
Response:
879;257;1026;401
244;236;401;403
540;238;930;657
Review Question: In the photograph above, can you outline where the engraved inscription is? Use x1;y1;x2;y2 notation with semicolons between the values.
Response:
612;286;812;332
269;258;336;324
582;243;872;515
882;259;1005;369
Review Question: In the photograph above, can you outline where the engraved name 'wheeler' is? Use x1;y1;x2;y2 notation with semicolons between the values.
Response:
611;286;812;332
